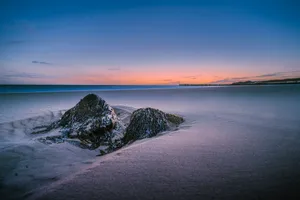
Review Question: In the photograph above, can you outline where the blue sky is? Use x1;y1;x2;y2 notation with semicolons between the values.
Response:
1;0;300;84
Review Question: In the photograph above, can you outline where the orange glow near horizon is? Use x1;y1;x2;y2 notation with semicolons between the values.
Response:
42;62;258;85
51;69;258;85
13;62;300;85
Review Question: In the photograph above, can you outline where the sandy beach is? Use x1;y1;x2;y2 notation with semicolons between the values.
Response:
1;86;300;200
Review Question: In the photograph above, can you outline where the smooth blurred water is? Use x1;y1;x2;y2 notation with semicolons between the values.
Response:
0;85;299;125
0;85;179;94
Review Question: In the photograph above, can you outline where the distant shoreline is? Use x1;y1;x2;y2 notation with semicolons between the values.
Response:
180;77;300;86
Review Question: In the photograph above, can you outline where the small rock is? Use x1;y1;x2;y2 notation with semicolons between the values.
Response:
123;107;183;143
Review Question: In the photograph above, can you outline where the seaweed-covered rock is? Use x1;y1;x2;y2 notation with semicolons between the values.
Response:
58;94;117;141
123;108;184;143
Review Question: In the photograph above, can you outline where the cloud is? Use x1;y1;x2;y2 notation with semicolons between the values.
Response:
5;40;25;45
0;72;61;84
32;61;52;65
0;71;60;84
212;78;240;84
182;74;201;79
213;77;250;83
255;73;278;78
107;67;121;71
212;71;300;84
3;72;54;79
254;71;300;79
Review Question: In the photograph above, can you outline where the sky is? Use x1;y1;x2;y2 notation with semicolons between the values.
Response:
0;0;300;85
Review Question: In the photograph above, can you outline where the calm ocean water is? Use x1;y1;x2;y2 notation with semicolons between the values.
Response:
0;85;179;94
0;84;299;124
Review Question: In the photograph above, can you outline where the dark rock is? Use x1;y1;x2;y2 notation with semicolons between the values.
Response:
34;94;126;150
166;113;184;124
123;108;184;143
58;94;117;144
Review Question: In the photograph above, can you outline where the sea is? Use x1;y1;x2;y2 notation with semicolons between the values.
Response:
0;84;299;124
0;85;179;94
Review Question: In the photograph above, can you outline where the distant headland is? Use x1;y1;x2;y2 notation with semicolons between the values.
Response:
179;77;300;86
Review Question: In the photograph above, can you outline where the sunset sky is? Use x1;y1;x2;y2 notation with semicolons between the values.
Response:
1;0;300;84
